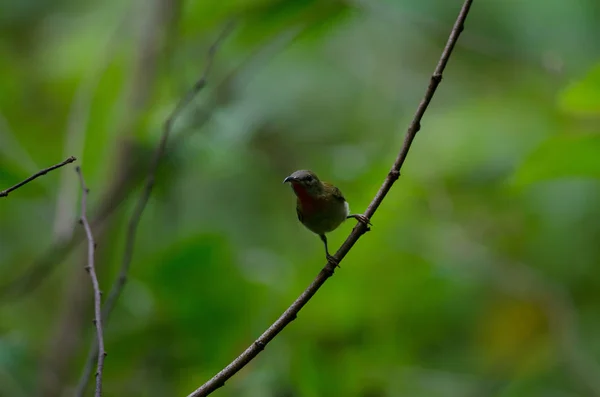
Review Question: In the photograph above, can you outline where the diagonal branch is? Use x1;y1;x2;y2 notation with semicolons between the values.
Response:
186;1;474;396
73;20;236;396
75;166;106;397
0;156;76;198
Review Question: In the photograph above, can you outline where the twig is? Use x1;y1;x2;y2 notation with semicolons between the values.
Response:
73;20;236;396
75;166;106;397
186;0;474;396
0;156;76;198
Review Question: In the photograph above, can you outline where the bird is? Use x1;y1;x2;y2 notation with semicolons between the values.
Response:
283;169;371;265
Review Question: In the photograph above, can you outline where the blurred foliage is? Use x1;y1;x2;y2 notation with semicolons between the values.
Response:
1;0;600;396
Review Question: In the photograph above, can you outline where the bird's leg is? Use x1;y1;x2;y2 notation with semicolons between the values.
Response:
347;214;371;230
319;234;339;267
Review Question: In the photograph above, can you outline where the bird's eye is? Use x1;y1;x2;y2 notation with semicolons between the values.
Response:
304;175;313;182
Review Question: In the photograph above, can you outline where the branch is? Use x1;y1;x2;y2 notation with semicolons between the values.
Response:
73;20;236;396
186;1;474;396
0;156;76;198
75;166;106;397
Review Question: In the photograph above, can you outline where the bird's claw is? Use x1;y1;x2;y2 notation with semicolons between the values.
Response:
326;254;340;268
349;214;372;230
356;214;371;226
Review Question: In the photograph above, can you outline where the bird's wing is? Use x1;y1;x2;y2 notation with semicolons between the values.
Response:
324;182;346;202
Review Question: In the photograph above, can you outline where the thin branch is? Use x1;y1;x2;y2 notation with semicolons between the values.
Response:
73;20;236;396
186;1;474;396
0;156;76;198
75;166;106;397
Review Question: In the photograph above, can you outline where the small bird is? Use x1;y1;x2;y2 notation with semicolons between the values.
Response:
283;170;370;265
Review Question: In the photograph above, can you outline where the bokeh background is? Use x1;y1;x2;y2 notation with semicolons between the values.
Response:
1;0;600;396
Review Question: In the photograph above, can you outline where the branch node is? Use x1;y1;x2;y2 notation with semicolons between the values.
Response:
432;73;442;84
323;264;335;278
254;340;266;351
388;169;400;181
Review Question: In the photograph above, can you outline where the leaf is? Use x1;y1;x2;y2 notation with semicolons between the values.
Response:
558;64;600;116
512;134;600;186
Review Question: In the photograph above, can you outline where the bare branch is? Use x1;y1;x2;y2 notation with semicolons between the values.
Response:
0;156;76;198
186;1;474;396
74;20;236;396
75;166;106;397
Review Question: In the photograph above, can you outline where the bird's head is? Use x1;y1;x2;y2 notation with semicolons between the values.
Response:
283;170;324;197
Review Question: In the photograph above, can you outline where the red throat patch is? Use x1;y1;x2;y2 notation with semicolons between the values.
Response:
291;182;316;211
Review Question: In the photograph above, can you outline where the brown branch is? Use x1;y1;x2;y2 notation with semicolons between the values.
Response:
186;1;474;396
73;20;236;396
0;156;76;198
75;166;106;397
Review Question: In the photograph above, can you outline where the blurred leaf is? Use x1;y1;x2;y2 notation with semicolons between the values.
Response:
512;134;600;186
475;298;550;377
558;63;600;116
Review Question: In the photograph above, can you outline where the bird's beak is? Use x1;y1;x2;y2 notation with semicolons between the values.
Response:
283;176;296;184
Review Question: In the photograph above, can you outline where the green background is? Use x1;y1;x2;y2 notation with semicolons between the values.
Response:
1;0;600;396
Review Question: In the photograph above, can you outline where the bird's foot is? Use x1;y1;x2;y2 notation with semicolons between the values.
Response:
348;214;371;230
326;254;340;268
